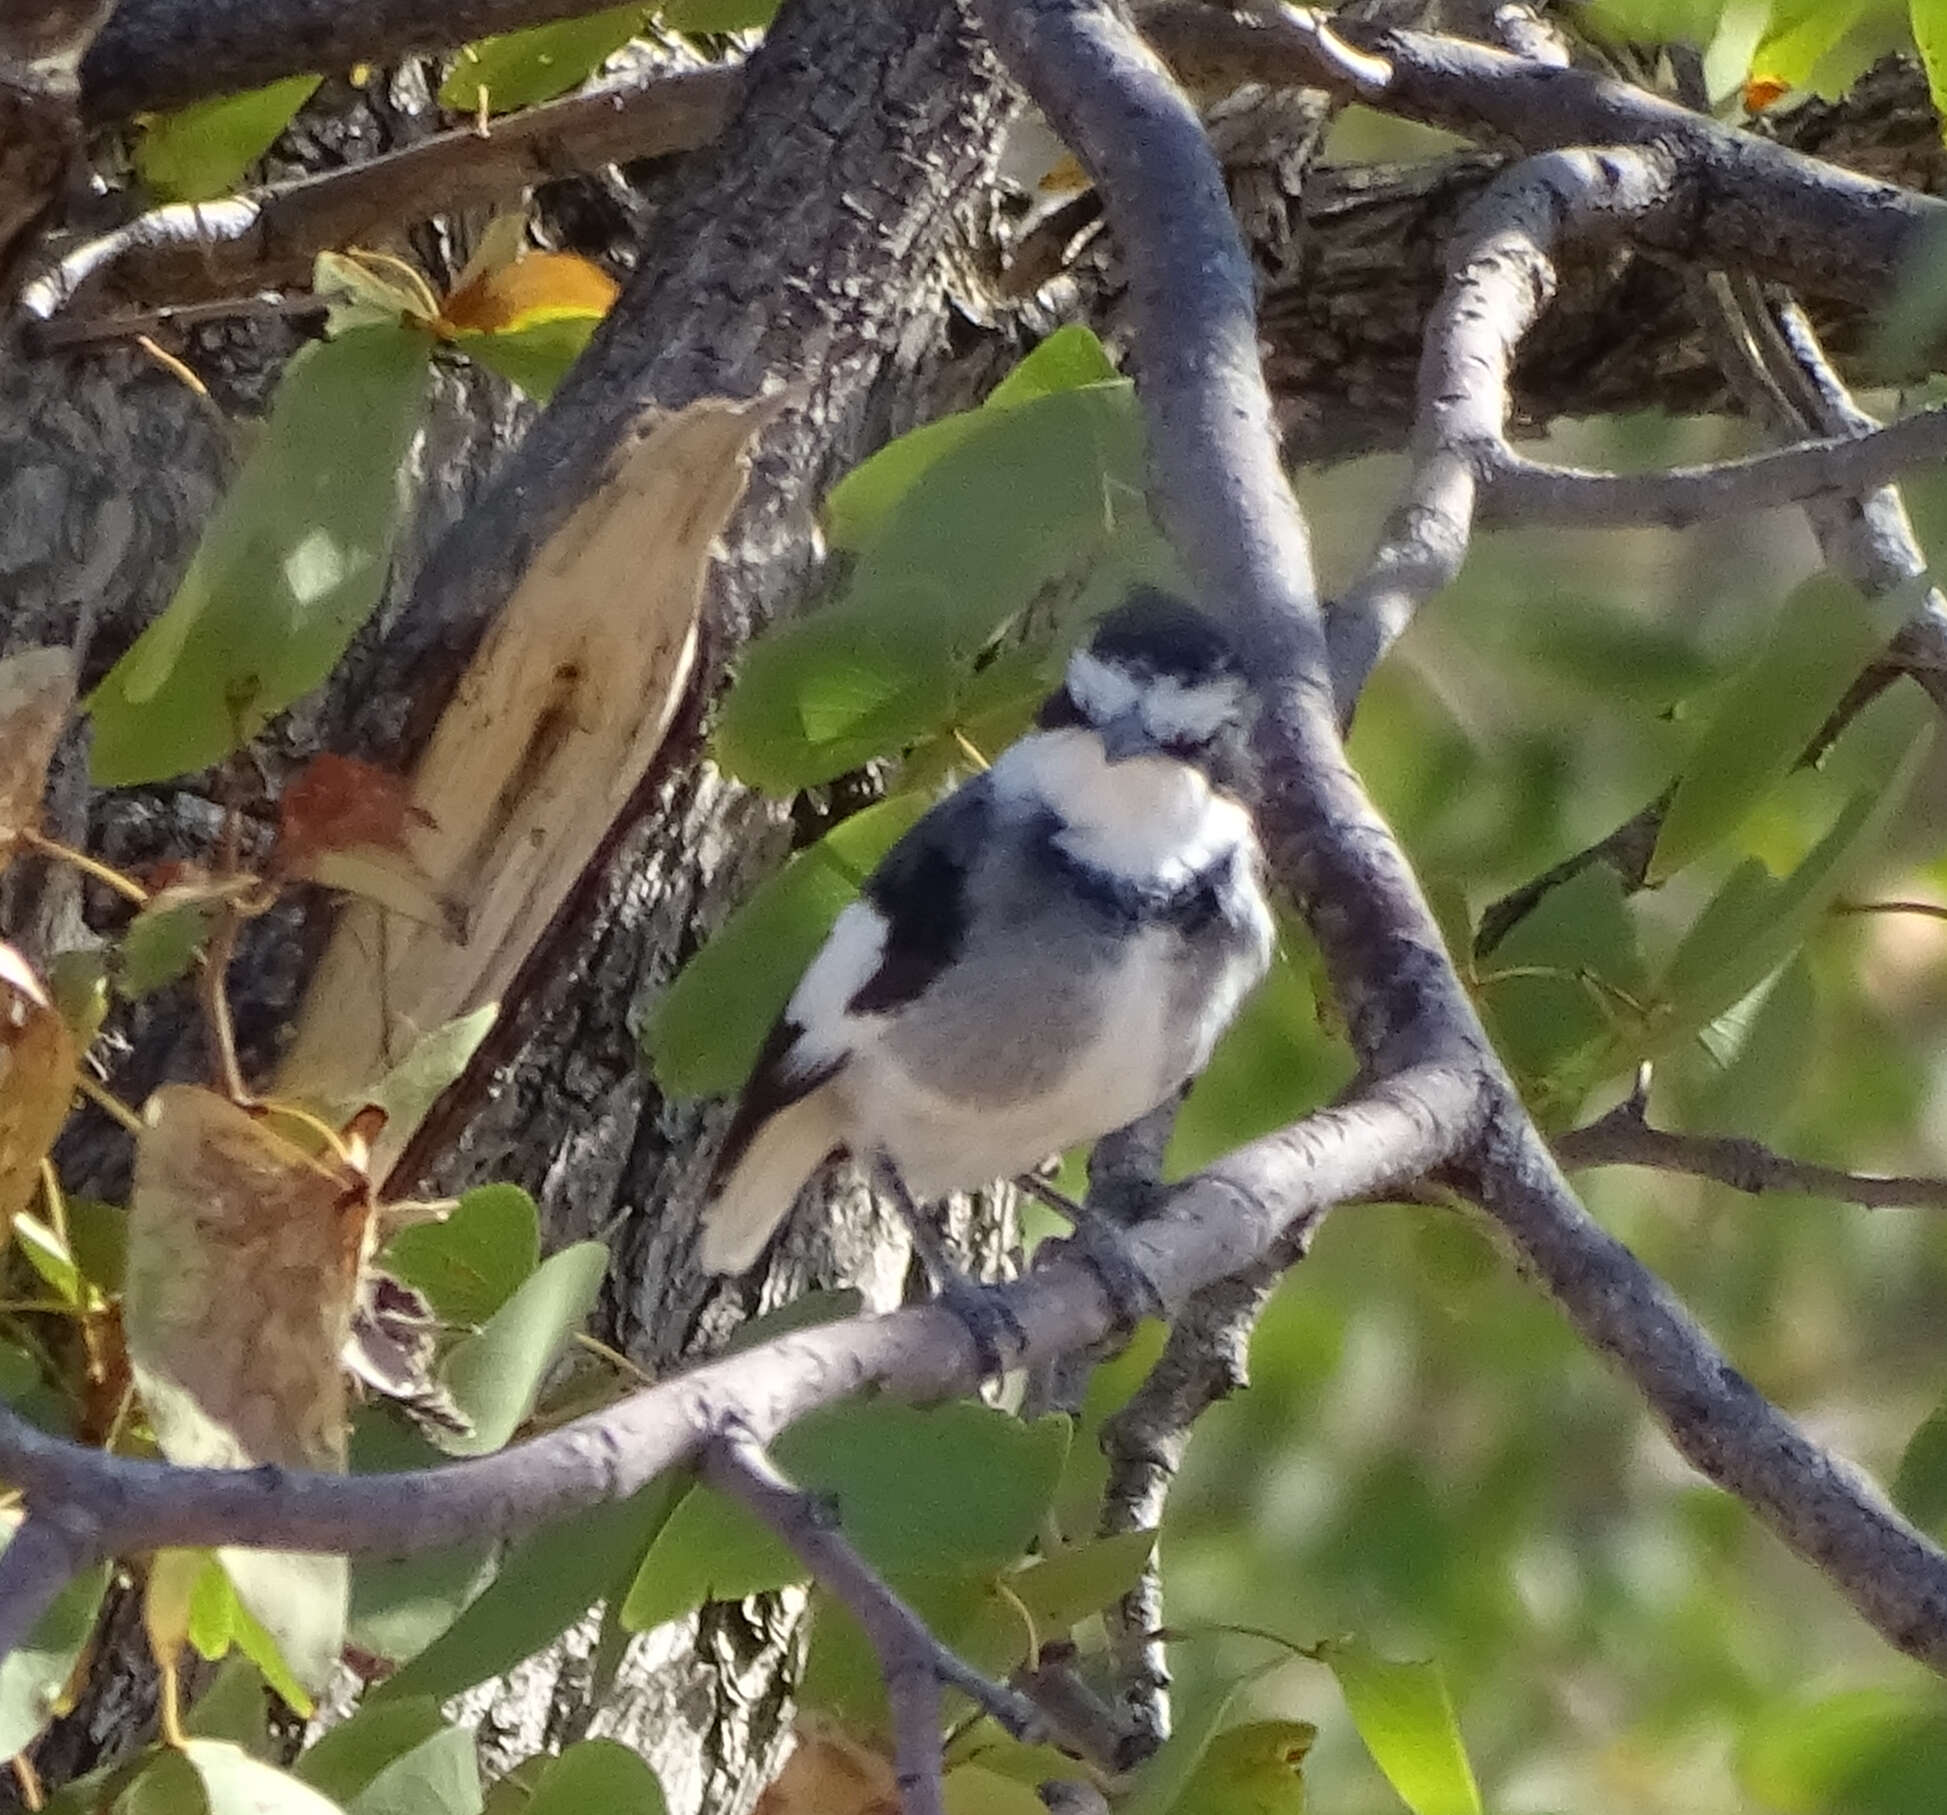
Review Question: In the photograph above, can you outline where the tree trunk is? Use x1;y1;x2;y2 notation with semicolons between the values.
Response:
4;0;1013;1801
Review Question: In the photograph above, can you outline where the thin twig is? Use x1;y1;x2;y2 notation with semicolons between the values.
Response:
704;1424;1043;1815
1555;1102;1947;1211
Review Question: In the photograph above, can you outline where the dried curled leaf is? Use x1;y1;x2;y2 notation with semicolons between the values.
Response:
0;942;77;1231
0;647;76;855
126;1085;374;1689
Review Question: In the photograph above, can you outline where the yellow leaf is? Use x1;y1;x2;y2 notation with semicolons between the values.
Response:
0;942;77;1233
0;647;75;853
440;250;619;335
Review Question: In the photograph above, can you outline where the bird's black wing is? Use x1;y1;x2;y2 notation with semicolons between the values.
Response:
847;774;996;1015
709;775;996;1190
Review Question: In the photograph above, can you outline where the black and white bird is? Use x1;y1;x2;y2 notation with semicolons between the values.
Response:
698;588;1275;1279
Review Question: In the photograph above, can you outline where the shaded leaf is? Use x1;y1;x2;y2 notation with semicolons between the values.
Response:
381;1182;540;1327
623;1404;1067;1631
346;1725;481;1815
1895;1399;1947;1536
645;792;928;1098
294;1696;448;1803
661;0;782;28
136;77;323;203
89;326;433;785
1316;1638;1482;1815
376;1476;678;1700
0;1548;107;1757
435;1240;608;1454
117;886;220;997
521;1739;668;1815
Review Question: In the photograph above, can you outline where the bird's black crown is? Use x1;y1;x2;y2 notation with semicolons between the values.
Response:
1084;586;1242;686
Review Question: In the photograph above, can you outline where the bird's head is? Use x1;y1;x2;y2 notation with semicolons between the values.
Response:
1040;588;1255;777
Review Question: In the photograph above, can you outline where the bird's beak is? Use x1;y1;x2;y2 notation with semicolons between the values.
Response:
1097;708;1158;764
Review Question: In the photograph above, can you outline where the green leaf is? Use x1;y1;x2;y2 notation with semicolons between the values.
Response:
347;1726;481;1815
952;1532;1160;1679
823;326;1120;548
185;1655;272;1752
89;325;433;786
435;1241;608;1454
439;8;644;113
714;379;1145;791
1913;0;1947;131
135;77;323;203
660;0;782;29
1649;573;1897;882
1672;951;1817;1138
184;1741;346;1815
1159;1721;1314;1815
0;1553;107;1756
1739;1688;1947;1814
377;1477;679;1703
1052;1316;1169;1536
381;1183;540;1328
1753;1;1874;97
622;1404;1068;1631
519;1740;668;1815
116;894;216;999
1476;862;1647;1106
190;1555;325;1712
644;792;928;1098
295;1697;449;1803
942;1765;1053;1815
66;1195;128;1294
12;1211;81;1304
1660;687;1931;1042
343;1417;493;1667
1316;1637;1482;1815
798;1573;993;1733
1894;1399;1947;1535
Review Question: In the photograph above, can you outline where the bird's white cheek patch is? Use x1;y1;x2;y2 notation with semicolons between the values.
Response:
786;901;889;1068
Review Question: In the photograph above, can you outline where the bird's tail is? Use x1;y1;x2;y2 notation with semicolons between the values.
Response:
698;1087;844;1275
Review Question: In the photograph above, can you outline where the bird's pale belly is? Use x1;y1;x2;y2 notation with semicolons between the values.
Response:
837;927;1200;1197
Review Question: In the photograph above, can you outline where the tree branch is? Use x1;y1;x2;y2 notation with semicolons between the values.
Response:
974;0;1947;1687
81;0;642;121
1556;1101;1947;1211
0;1068;1483;1627
1141;4;1947;308
19;62;744;323
1326;140;1682;707
704;1425;1044;1815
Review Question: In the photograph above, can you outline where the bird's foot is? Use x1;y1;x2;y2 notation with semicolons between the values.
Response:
1014;1174;1166;1334
874;1154;1027;1377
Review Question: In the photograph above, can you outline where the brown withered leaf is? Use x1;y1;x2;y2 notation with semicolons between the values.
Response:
0;940;77;1231
756;1723;900;1815
125;1085;375;1689
0;647;76;856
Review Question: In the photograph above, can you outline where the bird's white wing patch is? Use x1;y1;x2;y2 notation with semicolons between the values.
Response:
1142;673;1247;744
1066;648;1139;722
786;899;891;1068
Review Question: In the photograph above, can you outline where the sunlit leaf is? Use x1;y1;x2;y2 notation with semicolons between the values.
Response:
439;8;644;113
135;77;323;204
1159;1720;1314;1815
184;1740;347;1815
644;791;928;1098
89;325;433;785
1650;573;1900;882
1316;1638;1482;1815
714;379;1145;791
660;0;782;28
381;1182;539;1327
